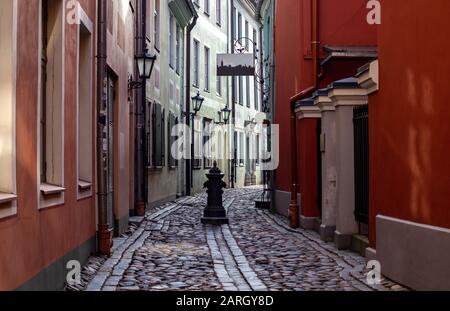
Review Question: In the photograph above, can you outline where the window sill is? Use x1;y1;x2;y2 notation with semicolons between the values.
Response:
78;180;92;191
40;183;66;196
0;193;17;219
0;193;17;204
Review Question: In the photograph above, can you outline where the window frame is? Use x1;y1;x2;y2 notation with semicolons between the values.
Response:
204;46;210;92
0;0;18;218
193;39;200;88
38;0;66;209
216;0;221;26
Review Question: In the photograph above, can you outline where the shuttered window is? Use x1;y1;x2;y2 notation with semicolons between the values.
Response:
168;112;178;168
148;102;165;168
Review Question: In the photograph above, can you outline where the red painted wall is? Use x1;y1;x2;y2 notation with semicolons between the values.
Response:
274;0;377;206
0;0;97;290
369;0;450;246
298;119;320;218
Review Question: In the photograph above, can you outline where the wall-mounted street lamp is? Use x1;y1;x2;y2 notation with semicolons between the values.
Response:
217;105;231;125
191;91;205;116
184;91;205;194
221;105;231;125
128;48;157;90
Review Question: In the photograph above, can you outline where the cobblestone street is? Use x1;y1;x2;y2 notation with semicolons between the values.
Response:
82;187;406;292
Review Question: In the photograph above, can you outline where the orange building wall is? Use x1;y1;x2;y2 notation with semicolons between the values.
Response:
0;0;97;290
369;0;450;246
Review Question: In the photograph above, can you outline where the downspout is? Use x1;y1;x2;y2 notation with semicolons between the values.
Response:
288;0;319;228
96;0;111;255
230;0;236;188
135;0;147;217
185;14;198;196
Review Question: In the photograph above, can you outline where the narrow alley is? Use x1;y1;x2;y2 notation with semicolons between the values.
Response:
77;188;406;292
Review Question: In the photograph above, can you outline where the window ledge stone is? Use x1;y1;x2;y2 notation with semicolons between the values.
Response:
0;193;17;204
78;180;92;191
40;183;66;196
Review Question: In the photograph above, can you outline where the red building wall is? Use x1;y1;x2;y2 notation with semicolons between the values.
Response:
298;119;320;218
274;0;377;214
369;0;450;246
0;0;97;290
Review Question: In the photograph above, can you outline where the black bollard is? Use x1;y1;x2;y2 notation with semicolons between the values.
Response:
201;161;229;225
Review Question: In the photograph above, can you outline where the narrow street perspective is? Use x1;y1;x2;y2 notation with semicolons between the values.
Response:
1;0;450;300
77;187;406;292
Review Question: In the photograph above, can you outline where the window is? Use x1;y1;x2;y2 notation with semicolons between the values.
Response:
203;119;213;168
216;0;221;26
204;46;210;92
246;77;250;107
168;112;178;168
239;132;244;165
245;20;249;50
193;117;202;169
238;13;242;41
193;39;200;87
233;7;237;43
169;13;174;69
154;0;160;50
175;24;180;74
216;76;222;96
148;102;165;168
239;76;243;104
204;0;210;15
107;0;113;34
39;0;65;206
255;134;260;165
0;0;17;218
77;21;93;197
253;29;259;111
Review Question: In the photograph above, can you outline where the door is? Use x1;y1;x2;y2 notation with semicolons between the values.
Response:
353;106;369;225
316;119;323;217
106;74;115;231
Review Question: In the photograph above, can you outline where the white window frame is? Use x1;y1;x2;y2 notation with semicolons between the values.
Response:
193;39;200;88
38;0;66;209
216;0;221;26
76;5;94;200
169;13;174;69
204;46;210;92
0;0;18;219
154;0;160;50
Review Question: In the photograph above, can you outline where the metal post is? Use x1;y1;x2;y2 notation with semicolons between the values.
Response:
230;0;236;188
96;0;111;256
185;17;198;196
134;0;147;216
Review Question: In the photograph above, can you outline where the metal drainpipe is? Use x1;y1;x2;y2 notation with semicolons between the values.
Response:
288;0;319;228
96;0;111;256
230;0;236;189
185;16;198;196
134;0;147;217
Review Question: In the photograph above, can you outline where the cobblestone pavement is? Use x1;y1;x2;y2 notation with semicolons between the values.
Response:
82;187;407;292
